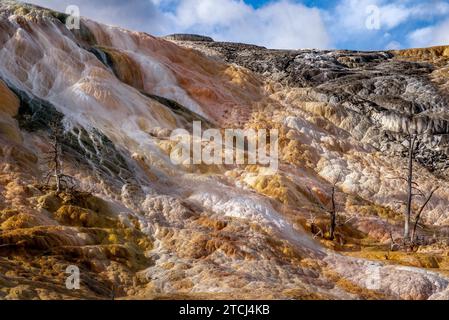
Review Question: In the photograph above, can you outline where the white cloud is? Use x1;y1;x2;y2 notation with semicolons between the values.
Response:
174;0;252;27
21;0;449;50
332;0;449;35
24;0;173;34
170;0;330;49
408;18;449;48
24;0;331;49
327;0;449;49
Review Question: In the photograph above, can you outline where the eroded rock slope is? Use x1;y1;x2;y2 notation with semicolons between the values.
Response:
1;0;449;300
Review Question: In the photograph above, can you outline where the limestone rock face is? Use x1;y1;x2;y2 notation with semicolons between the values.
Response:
0;80;19;116
173;41;449;171
1;1;449;300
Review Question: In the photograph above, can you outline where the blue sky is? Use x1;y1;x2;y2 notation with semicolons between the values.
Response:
26;0;449;50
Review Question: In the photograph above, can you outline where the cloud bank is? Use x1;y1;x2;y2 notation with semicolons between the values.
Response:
409;18;449;48
168;0;330;49
25;0;170;34
24;0;449;50
329;0;449;50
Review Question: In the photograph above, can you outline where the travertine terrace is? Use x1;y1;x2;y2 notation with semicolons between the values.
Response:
1;0;449;300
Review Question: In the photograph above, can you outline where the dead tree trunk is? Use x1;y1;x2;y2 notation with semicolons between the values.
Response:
52;136;62;193
329;185;337;241
404;134;416;242
44;122;76;193
307;173;341;241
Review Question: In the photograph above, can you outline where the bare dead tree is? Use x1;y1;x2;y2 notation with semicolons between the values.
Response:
43;122;76;193
329;182;338;240
307;172;342;241
397;104;438;246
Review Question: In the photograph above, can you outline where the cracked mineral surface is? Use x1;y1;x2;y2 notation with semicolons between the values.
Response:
1;0;449;300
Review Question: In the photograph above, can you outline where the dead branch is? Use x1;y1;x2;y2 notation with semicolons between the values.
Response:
411;187;439;243
307;213;324;239
337;215;355;227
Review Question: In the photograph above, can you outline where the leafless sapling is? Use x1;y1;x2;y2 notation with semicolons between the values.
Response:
397;104;438;245
43;122;76;193
307;173;342;241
